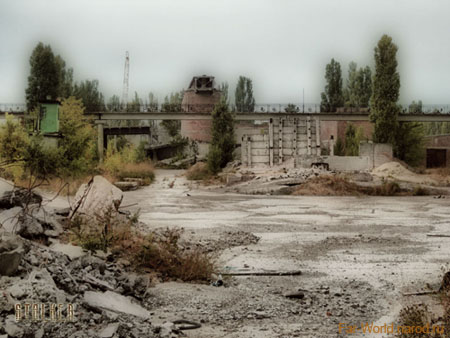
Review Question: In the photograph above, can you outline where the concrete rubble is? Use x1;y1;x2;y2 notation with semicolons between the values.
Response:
0;184;181;338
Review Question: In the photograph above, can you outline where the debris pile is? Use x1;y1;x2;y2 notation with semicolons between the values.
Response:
224;168;326;195
372;161;438;185
0;178;185;337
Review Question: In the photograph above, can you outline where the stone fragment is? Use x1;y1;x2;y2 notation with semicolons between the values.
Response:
83;291;150;318
284;291;305;299
99;323;120;338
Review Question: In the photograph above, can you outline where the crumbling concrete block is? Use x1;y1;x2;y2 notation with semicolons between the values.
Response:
70;176;123;218
114;181;139;191
83;290;150;318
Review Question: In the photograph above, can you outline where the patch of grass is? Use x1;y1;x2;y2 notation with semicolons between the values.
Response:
185;162;212;181
413;186;428;196
371;181;401;196
396;304;432;338
116;162;155;185
133;228;216;282
68;211;215;282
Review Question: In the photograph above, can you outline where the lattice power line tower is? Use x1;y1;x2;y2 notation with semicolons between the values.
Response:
122;51;129;109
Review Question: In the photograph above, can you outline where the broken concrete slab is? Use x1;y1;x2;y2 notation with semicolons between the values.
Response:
49;241;86;260
0;235;24;276
83;291;150;318
114;181;139;191
70;176;123;218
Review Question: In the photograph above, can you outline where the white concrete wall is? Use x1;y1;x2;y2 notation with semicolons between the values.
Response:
321;156;370;171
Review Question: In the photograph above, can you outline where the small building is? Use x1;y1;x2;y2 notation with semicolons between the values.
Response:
38;100;60;134
180;76;222;154
424;134;450;168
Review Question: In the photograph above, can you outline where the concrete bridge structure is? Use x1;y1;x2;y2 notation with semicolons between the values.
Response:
89;110;450;161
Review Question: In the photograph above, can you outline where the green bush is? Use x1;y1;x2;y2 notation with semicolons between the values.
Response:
207;99;235;174
207;145;222;174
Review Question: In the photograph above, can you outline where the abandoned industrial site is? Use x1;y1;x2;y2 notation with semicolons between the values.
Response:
1;1;450;337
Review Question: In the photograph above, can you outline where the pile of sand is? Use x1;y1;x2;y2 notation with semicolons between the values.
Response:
372;162;438;185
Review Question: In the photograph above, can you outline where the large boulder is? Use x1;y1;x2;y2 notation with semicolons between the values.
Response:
0;235;25;276
70;176;123;219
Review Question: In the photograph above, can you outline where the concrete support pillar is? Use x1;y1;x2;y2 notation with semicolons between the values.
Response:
269;118;274;167
293;118;297;167
307;116;311;155
315;118;321;155
330;136;335;156
278;118;283;164
247;136;252;167
293;118;297;156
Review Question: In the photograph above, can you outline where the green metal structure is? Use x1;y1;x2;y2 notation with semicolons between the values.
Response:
39;101;59;133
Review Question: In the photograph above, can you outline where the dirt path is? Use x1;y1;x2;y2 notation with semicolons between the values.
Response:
121;169;450;337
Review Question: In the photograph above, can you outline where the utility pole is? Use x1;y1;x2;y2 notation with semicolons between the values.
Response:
122;51;129;110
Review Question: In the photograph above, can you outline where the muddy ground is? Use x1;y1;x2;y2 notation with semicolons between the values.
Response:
116;170;450;337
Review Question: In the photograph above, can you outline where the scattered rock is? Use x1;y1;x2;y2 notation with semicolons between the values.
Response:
284;291;305;299
49;242;86;260
99;322;120;338
157;322;177;338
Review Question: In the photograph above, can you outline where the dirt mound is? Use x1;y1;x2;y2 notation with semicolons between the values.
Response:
292;175;363;196
372;162;438;185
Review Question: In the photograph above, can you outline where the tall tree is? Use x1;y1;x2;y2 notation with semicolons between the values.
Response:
208;98;235;173
356;66;372;108
58;96;97;175
73;79;105;112
55;55;74;98
161;91;183;137
394;122;425;166
344;123;364;156
369;35;400;144
234;76;255;112
220;82;229;105
344;61;358;108
320;58;344;112
147;92;159;112
409;100;423;113
107;95;121;112
127;91;142;112
25;43;61;111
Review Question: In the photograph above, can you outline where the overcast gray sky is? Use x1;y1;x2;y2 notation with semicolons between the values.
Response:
1;0;449;105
